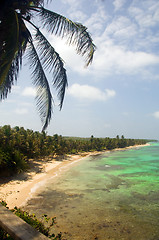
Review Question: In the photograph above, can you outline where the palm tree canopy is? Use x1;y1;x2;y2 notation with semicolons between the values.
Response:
0;0;96;131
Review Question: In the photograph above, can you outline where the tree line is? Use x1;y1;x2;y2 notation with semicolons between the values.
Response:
0;125;151;176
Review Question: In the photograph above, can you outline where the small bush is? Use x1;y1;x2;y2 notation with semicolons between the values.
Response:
0;202;62;240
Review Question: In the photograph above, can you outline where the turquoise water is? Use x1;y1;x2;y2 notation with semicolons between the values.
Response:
25;143;159;240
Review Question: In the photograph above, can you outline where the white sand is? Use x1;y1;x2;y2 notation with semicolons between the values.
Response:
0;144;149;209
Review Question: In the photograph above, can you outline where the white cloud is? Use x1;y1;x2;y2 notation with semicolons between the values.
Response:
104;123;111;128
69;10;87;22
122;112;129;116
61;0;80;8
67;84;116;101
48;33;159;79
106;16;137;39
15;108;28;115
46;0;159;81
113;0;126;11
21;87;36;97
61;0;84;20
128;1;159;29
84;5;108;33
153;111;159;119
90;40;159;76
19;102;33;107
11;86;21;94
48;35;87;72
3;99;17;104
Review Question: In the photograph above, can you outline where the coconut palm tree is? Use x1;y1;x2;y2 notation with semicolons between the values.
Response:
0;0;96;131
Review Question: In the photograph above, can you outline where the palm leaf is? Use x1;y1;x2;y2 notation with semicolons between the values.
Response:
0;1;96;131
34;28;67;110
0;14;31;99
27;39;53;131
0;53;22;99
0;10;19;87
38;7;96;66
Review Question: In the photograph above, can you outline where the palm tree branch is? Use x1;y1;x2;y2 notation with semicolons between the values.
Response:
38;7;96;66
0;10;22;99
0;13;31;100
0;10;19;87
27;39;53;131
34;28;68;110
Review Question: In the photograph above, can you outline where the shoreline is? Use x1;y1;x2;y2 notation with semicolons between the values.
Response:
0;143;149;209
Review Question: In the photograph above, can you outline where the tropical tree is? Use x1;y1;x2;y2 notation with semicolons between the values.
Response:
0;0;96;131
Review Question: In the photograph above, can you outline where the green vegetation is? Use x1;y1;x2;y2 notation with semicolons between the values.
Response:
0;201;62;239
0;125;151;176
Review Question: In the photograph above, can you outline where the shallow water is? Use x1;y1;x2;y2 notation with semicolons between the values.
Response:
25;143;159;240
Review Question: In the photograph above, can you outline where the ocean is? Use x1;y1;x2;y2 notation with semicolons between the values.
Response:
24;143;159;240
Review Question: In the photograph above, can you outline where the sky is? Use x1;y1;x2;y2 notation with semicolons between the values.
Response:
1;0;159;139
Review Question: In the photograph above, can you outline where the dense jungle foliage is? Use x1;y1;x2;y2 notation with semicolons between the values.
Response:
0;125;150;176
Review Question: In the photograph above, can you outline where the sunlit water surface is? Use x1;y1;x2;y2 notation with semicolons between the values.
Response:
25;143;159;240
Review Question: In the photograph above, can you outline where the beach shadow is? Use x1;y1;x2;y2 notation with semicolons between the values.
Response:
0;156;62;185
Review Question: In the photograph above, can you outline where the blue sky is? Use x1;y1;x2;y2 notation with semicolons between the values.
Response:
1;0;159;139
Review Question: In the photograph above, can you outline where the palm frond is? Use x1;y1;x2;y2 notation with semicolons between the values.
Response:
27;39;53;131
0;10;19;87
0;13;31;99
0;53;21;99
38;7;96;66
34;28;68;110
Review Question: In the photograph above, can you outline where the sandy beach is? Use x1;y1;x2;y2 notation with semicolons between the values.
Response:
0;144;149;209
0;152;95;209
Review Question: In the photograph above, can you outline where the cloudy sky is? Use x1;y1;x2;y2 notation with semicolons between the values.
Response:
1;0;159;139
